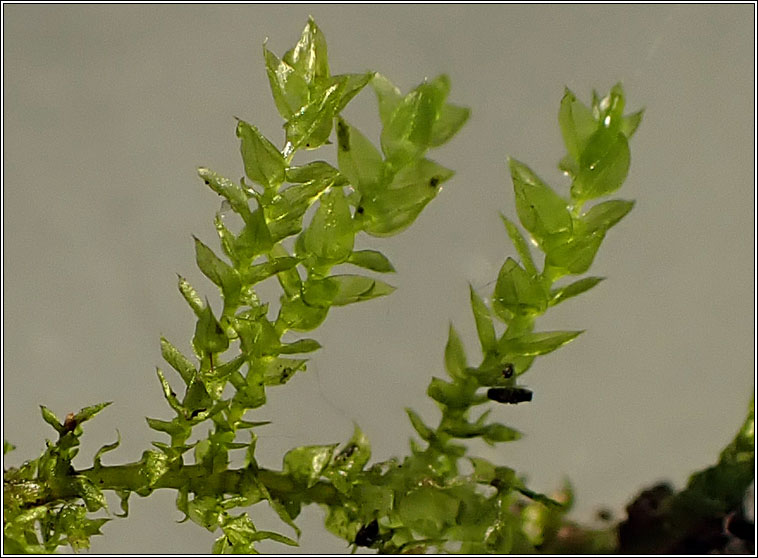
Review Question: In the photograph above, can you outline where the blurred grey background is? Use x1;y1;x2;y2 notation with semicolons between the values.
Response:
3;4;754;554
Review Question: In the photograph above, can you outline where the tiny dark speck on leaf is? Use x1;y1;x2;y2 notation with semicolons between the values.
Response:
356;206;364;214
204;180;210;185
491;478;506;490
597;508;613;522
337;120;350;151
341;444;357;458
429;176;440;187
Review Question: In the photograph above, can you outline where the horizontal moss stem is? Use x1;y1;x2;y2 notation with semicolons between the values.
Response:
5;462;343;510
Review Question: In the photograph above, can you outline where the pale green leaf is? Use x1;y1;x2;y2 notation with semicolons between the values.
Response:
500;214;538;276
283;16;330;84
244;257;300;285
325;424;371;489
595;83;626;134
347;249;395;273
582;199;635;234
304;187;355;265
558;88;597;165
194;236;235;287
550;276;605;306
370;72;402;126
271;244;302;297
572;129;630;201
283;444;337;488
545;230;605;275
285;161;342;183
427;376;475;409
263;358;307;386
301;276;339;308
429;103;470;147
73;401;112;424
621;109;644;138
481;423;522;444
249;530;299;546
234;208;274;259
336;117;386;193
276;338;321;354
264;46;309;119
236;120;286;191
156;368;185;415
193;236;241;313
359;158;451;236
380;76;448;166
183;378;214;415
492;257;548;321
469;457;497;483
334;72;373;113
397;486;458;538
161;337;196;385
444;323;467;380
93;436;121;469
178;274;205;317
285;81;343;150
276;295;329;332
264;181;332;242
406;408;434;443
140;450;169;487
232;308;280;358
146;418;188;437
192;301;230;355
40;405;64;434
469;285;497;355
329;275;395;306
509;158;573;249
198;168;252;219
502;330;583;357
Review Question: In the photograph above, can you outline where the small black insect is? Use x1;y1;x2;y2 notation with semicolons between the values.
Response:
354;519;379;547
356;206;364;215
429;176;440;188
501;363;515;379
487;387;532;404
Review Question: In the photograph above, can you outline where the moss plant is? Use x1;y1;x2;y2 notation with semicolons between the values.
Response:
3;18;753;554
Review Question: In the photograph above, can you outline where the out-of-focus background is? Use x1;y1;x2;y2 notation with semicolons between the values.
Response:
3;4;754;554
